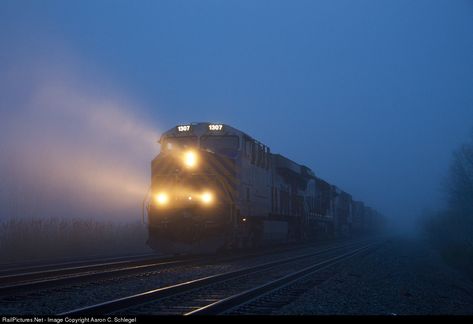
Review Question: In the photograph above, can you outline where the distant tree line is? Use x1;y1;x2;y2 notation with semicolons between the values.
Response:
424;130;473;277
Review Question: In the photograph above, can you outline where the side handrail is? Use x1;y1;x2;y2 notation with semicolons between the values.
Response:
142;186;151;226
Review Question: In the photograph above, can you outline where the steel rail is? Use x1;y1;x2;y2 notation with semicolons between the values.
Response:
0;258;194;296
185;243;376;315
0;252;160;276
0;254;181;283
58;239;377;316
0;237;371;296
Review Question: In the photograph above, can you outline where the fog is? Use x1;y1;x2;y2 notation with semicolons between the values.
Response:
1;0;473;235
0;54;160;222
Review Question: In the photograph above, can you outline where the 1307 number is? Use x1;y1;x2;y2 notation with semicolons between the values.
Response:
209;124;223;131
178;125;191;132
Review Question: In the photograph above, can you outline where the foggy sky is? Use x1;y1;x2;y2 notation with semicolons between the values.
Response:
1;0;473;231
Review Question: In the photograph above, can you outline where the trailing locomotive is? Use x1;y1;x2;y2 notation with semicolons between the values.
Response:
144;122;383;253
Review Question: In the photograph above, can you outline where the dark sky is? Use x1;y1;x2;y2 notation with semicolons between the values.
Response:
1;0;473;231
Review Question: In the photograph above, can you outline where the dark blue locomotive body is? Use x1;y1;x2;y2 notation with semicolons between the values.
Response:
145;122;382;253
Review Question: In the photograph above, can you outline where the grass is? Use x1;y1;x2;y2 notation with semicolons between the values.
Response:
422;211;473;282
433;240;473;282
0;217;152;264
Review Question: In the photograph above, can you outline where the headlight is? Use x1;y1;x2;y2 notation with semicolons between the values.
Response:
155;192;169;205
200;192;213;205
183;151;197;168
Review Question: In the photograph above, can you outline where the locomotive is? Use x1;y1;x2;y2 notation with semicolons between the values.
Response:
144;122;383;253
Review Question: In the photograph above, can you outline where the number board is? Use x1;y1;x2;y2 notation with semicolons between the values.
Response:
208;124;223;131
177;125;191;132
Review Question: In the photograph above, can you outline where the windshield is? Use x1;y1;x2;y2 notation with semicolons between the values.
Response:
200;135;240;157
162;136;197;151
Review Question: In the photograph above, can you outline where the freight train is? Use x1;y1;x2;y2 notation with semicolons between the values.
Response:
144;122;383;253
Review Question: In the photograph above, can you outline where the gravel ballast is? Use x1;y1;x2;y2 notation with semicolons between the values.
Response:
277;236;473;315
0;238;365;314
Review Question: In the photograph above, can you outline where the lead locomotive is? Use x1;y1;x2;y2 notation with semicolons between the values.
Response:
144;123;382;253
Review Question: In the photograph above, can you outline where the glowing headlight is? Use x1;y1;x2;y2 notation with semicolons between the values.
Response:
155;193;169;205
201;192;213;204
184;151;197;168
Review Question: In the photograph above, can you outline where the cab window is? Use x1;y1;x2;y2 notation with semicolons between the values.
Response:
201;135;240;157
162;136;197;152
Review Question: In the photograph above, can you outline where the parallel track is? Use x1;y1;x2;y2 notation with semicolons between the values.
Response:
0;238;369;297
187;244;374;315
59;238;379;315
0;255;194;296
0;252;160;276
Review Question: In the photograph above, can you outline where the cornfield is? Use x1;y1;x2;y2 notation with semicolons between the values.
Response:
0;217;151;264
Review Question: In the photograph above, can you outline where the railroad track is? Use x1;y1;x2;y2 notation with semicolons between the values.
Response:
0;252;160;276
59;238;380;315
0;247;284;295
0;237;370;298
188;244;375;315
0;254;196;296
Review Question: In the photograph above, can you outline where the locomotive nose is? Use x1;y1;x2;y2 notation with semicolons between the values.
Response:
151;190;216;208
